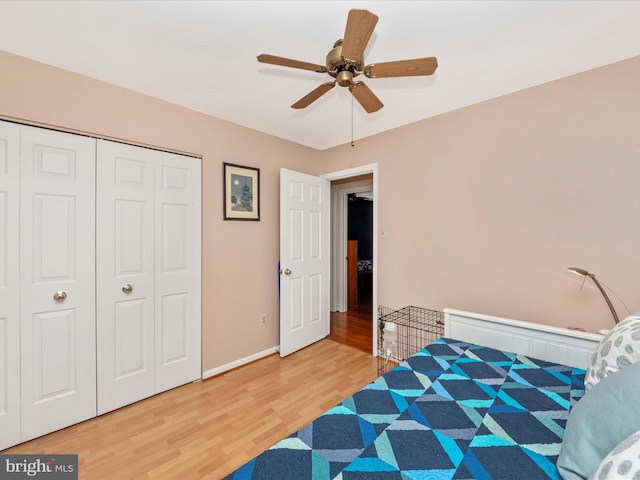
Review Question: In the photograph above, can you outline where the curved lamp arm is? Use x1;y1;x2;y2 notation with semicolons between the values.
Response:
568;267;619;324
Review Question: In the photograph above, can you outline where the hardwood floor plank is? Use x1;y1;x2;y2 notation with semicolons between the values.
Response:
4;339;377;479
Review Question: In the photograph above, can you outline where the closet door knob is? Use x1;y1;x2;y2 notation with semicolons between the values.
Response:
122;284;133;294
53;291;67;302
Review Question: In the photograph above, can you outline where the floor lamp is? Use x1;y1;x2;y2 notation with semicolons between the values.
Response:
568;267;619;324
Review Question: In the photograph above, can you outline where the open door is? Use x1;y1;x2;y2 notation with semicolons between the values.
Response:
279;168;330;357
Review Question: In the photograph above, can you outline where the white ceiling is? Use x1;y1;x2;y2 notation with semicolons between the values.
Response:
1;1;639;150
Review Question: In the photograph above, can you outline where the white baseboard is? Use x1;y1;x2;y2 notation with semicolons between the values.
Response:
202;346;280;379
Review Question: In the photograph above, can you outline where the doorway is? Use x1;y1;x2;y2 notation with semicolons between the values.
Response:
347;192;373;312
326;170;375;354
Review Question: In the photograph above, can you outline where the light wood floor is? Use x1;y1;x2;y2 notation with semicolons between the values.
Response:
4;338;378;479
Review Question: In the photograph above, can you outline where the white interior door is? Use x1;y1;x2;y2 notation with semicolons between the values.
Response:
154;151;201;392
96;140;156;414
0;120;21;449
279;168;330;357
19;125;96;441
96;141;201;411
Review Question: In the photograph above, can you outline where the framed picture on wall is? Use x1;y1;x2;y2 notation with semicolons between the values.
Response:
223;162;260;221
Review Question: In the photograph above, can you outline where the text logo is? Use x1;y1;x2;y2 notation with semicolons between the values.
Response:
0;455;77;480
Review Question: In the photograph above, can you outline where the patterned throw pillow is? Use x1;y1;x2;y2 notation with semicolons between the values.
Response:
590;431;640;480
584;315;640;391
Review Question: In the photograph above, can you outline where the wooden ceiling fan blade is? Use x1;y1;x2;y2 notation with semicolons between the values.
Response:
341;9;378;62
291;82;335;109
257;54;326;73
366;57;438;78
349;82;383;113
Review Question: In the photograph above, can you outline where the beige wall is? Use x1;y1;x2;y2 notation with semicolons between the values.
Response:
0;50;324;372
323;55;640;333
2;49;638;375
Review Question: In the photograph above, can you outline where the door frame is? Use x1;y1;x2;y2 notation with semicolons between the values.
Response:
322;163;378;356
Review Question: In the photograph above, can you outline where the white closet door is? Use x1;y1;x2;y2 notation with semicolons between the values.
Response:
96;141;201;410
154;152;201;392
96;140;156;414
19;126;96;441
0;120;21;449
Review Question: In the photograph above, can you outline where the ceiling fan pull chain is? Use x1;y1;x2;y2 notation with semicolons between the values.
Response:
351;94;355;147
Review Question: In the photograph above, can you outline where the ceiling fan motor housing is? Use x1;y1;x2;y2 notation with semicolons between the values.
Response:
327;39;362;87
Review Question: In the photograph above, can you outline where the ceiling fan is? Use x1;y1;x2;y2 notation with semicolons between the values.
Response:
257;9;438;113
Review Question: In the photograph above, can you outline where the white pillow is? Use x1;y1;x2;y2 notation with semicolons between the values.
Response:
584;314;640;391
590;430;640;480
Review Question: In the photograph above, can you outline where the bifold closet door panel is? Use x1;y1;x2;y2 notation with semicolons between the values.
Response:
19;126;97;442
154;152;201;393
0;121;21;450
96;140;156;415
96;140;202;412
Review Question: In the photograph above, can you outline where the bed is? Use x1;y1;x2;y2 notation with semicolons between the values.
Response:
223;308;607;480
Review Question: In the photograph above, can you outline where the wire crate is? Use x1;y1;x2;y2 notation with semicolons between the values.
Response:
377;306;445;376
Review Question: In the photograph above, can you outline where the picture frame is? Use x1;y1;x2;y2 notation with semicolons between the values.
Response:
223;162;260;221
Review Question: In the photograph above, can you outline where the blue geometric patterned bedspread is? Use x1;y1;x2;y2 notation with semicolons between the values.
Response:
223;338;587;480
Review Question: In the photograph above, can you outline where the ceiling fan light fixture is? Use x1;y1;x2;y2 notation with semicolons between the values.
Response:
337;70;353;87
